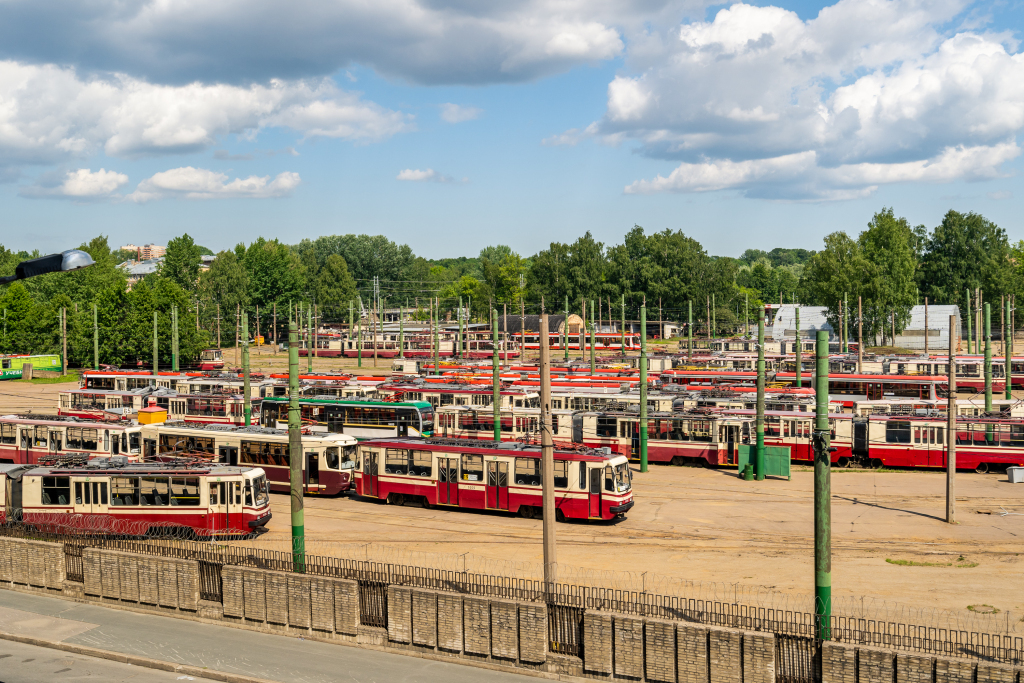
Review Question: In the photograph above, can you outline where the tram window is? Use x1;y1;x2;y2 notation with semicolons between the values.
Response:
410;450;432;477
185;436;215;455
41;476;70;505
885;421;911;444
515;458;540;486
170;477;200;506
343;445;357;468
553;461;568;489
33;426;48;448
914;427;921;444
936;427;943;445
244;482;253;506
385;449;409;475
129;433;141;453
579;462;587;489
0;424;15;445
461;454;483;482
325;447;340;470
111;477;140;506
605;466;614;492
140;476;170;506
98;482;107;505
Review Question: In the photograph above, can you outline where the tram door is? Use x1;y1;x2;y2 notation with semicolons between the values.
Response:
362;450;379;498
306;452;320;490
209;482;227;530
219;446;238;466
74;479;108;515
588;468;602;518
48;430;62;454
437;458;458;505
486;461;508;510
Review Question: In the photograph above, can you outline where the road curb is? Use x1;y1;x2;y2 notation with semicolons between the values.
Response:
0;630;281;683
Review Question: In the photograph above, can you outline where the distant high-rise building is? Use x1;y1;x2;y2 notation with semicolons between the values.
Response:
137;244;166;260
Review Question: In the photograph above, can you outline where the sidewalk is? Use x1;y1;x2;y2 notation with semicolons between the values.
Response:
0;589;538;683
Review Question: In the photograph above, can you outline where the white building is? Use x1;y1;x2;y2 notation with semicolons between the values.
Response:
771;304;961;350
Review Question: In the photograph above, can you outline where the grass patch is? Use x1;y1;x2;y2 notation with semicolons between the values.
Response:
886;556;979;568
866;346;920;355
16;374;80;384
968;604;1000;614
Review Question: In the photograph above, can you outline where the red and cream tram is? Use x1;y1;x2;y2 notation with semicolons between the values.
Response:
0;415;143;465
139;423;358;495
58;388;257;426
0;457;271;536
353;438;633;521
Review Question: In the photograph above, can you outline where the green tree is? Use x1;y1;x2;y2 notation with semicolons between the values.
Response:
242;238;305;313
0;282;35;353
199;251;249;346
316;254;358;309
294;234;414;284
918;210;1013;305
859;208;919;345
161;233;202;291
801;232;866;331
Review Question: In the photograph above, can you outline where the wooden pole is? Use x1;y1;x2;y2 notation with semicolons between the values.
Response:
539;313;557;585
857;297;863;373
947;314;956;524
924;297;929;355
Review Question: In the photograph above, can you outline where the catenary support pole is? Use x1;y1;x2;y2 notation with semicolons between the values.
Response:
348;301;354;359
925;297;929;356
688;300;693;359
172;305;178;372
539;313;557;585
93;303;99;370
242;312;251;425
153;311;159;377
985;302;992;413
640;302;648;473
756;318;765;480
61;308;66;376
814;329;832;640
795;307;802;388
307;304;313;373
858;297;863;373
565;296;570;362
620;294;625;359
966;289;973;354
589;299;595;374
843;293;849;353
947;314;956;524
458;296;463;359
399;303;405;360
357;301;362;368
1007;297;1012;400
288;322;305;572
492;308;500;442
434;298;440;374
712;293;716;339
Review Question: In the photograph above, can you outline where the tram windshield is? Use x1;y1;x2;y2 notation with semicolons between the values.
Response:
419;407;434;435
613;463;631;493
252;475;269;507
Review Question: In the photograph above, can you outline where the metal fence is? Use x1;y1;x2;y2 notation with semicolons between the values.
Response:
2;526;1021;668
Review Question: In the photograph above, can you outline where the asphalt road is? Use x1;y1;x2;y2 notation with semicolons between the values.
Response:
0;590;538;683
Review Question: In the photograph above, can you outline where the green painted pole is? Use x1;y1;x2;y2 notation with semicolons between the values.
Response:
796;307;802;387
348;301;354;359
242;311;251;425
565;296;570;362
92;303;98;370
1007;297;1012;400
756;318;765;480
966;289;973;354
153;311;159;377
688;300;693;359
172;305;179;372
744;292;748;336
307;304;313;373
640;303;648;473
492;308;500;441
288;322;305;572
357;299;362;368
620;294;625;358
589;300;596;374
985;302;992;413
814;329;832;639
843;293;849;353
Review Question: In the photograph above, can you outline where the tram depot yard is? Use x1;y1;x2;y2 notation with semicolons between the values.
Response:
4;365;1022;616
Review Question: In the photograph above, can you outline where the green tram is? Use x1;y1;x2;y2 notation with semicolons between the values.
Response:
259;396;434;440
1;354;62;380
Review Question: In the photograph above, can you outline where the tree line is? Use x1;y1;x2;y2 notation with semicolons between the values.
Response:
0;206;1019;366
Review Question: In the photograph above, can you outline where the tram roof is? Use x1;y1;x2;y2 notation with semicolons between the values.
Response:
261;396;432;409
0;414;137;428
362;437;623;462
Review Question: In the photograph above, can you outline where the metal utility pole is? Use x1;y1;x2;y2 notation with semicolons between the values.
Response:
357;300;362;368
620;294;625;359
458;296;463;359
813;329;831;640
843;293;849;353
795;307;801;387
153;311;159;376
688;300;693;359
711;293;716;338
756;318;765;479
639;302;648;473
216;303;221;351
985;302;992;413
744;292;748;337
307;304;313;373
171;305;179;372
966;289;973;354
399;303;405;360
235;303;240;368
924;297;929;356
348;301;354;360
706;296;711;340
589;300;595;374
947;314;957;524
565;296;570;362
520;298;526;366
857;297;863;373
242;312;251;425
61;307;67;375
539;314;557;585
492;308;500;441
93;303;99;370
273;303;277;346
287;322;305;572
1007;297;1012;400
433;297;440;374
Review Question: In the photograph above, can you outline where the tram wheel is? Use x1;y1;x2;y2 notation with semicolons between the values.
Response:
555;508;567;523
869;459;883;469
421;497;432;509
837;457;850;468
386;493;406;506
671;456;685;466
519;506;535;519
975;462;989;474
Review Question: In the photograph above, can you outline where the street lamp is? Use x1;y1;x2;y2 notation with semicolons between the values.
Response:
0;249;95;284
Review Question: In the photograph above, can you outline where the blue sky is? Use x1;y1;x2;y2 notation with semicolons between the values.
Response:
0;0;1021;259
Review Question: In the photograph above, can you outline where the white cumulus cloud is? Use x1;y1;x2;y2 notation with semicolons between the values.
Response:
127;167;301;202
440;103;483;123
396;168;466;183
20;167;129;199
597;0;1024;199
